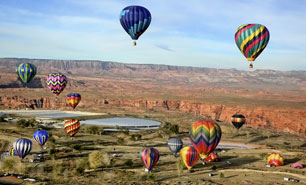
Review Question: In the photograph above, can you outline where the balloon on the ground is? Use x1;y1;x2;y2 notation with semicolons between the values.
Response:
235;24;270;68
168;137;183;156
120;5;151;45
267;152;284;166
180;146;199;170
204;152;220;162
8;146;18;156
46;73;67;96
231;114;246;129
33;130;49;146
16;63;37;83
141;147;159;171
189;120;222;159
66;93;81;109
64;119;80;137
13;138;32;160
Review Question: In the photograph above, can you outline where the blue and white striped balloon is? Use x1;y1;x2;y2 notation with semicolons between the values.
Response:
168;137;183;156
13;138;32;160
33;130;49;146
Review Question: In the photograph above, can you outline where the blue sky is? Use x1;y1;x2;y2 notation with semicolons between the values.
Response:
0;0;305;70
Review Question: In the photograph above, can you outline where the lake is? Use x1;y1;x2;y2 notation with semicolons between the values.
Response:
0;110;104;118
80;117;161;130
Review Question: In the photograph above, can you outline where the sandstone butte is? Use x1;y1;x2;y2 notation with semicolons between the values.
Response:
0;96;305;136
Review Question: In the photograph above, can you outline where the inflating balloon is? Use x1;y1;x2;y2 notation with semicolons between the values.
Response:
141;147;159;171
204;152;220;162
8;146;18;156
235;24;270;68
64;119;80;137
46;73;67;96
13;138;32;160
33;130;49;147
120;5;151;46
66;93;81;109
168;137;183;156
231;114;246;129
16;63;37;83
267;152;284;166
180;146;199;171
189;120;222;159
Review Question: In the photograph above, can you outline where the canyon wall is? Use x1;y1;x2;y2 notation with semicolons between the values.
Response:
1;96;305;135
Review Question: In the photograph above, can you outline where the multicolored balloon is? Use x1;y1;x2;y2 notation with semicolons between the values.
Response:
66;93;81;109
120;5;151;46
235;24;270;68
33;130;49;146
13;138;32;160
189;120;222;159
231;114;246;129
46;73;67;96
180;146;199;170
141;147;159;171
168;137;183;156
267;152;284;166
16;63;37;83
64;119;80;137
204;152;220;162
8;146;18;156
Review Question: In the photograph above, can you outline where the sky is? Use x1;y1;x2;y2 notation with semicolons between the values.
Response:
0;0;305;71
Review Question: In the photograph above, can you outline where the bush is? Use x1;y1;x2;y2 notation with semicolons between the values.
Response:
124;159;133;167
117;137;124;145
85;126;99;135
220;172;224;178
176;158;184;177
17;119;29;128
130;134;142;141
28;118;36;128
147;173;157;182
72;144;82;151
169;124;179;134
89;151;104;169
74;158;89;175
0;115;6;122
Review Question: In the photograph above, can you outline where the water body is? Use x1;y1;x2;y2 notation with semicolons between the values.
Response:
81;117;161;130
1;110;102;118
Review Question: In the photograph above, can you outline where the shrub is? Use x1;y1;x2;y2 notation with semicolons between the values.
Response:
220;172;224;178
89;151;104;169
176;158;184;177
17;119;29;128
0;115;6;122
74;158;89;175
147;173;157;182
124;159;133;167
117;137;124;145
169;124;179;134
130;134;142;141
86;126;99;135
28;118;36;128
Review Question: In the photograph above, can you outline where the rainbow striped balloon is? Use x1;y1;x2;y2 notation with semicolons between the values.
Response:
8;146;18;156
66;93;81;109
231;114;246;129
64;119;80;137
46;73;67;96
16;63;37;83
189;120;222;159
267;152;284;166
235;24;270;68
180;146;199;170
204;152;220;162
141;147;159;171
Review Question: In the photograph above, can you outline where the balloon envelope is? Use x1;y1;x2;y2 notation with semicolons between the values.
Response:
16;63;37;83
231;114;246;129
180;146;199;170
64;119;80;137
267;152;284;166
46;73;67;96
13;138;32;159
189;120;222;159
168;137;183;155
66;93;81;109
120;6;151;41
204;152;220;162
8;146;18;156
141;147;159;170
33;130;49;146
235;24;270;66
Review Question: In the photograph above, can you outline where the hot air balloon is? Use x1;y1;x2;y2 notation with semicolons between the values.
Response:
13;138;32;160
141;147;159;171
168;137;183;156
46;73;67;96
267;152;284;166
120;5;151;46
33;130;49;147
64;119;80;137
189;120;222;159
235;24;270;68
180;146;199;171
231;114;246;129
66;93;81;109
204;152;220;162
16;63;37;83
8;146;18;156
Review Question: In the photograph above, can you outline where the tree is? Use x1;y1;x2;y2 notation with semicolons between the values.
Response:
89;151;104;169
17;119;29;128
170;124;179;134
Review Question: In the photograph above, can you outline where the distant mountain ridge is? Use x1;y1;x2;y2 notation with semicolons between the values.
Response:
0;58;305;91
